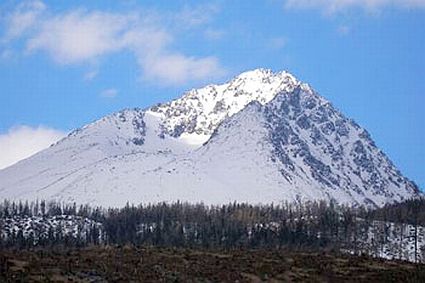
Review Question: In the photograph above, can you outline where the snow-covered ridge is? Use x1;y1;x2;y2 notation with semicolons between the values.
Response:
148;68;303;145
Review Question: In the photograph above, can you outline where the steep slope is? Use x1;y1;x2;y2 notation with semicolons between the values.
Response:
261;85;419;205
0;69;419;207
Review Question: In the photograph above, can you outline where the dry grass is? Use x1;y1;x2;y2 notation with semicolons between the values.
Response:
1;246;424;282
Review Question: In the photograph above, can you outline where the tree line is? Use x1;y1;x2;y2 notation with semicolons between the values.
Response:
1;198;425;262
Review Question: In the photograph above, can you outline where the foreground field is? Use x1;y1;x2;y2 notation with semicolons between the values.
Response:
1;246;425;282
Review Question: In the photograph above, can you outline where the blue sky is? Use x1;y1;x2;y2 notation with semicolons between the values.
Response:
0;0;424;188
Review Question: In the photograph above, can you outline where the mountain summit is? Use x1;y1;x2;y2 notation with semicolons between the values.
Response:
0;69;419;207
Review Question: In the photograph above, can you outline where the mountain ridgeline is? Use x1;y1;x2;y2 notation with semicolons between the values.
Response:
0;69;420;207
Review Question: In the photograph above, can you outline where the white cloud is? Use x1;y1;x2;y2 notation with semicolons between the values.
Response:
2;1;226;86
26;10;131;64
100;88;118;98
0;125;65;170
284;0;425;14
141;53;225;85
2;0;46;41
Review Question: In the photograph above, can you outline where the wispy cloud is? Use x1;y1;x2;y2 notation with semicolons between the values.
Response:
2;0;46;41
284;0;425;14
25;10;132;65
174;4;220;27
0;49;14;60
204;28;225;41
267;37;287;50
140;54;224;85
337;25;351;35
100;88;118;98
0;125;65;170
1;1;226;86
84;70;98;81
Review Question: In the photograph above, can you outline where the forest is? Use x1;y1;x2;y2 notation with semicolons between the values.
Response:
1;198;425;263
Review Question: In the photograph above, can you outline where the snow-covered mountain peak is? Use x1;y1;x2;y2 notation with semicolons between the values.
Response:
149;69;303;145
0;68;420;207
64;69;304;148
232;68;296;84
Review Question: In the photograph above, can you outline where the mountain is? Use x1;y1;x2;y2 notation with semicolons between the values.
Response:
0;69;420;207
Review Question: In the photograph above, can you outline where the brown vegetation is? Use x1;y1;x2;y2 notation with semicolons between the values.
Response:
1;246;425;282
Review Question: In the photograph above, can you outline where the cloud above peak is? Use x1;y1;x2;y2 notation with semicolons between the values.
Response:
25;10;130;64
2;1;226;86
284;0;425;14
